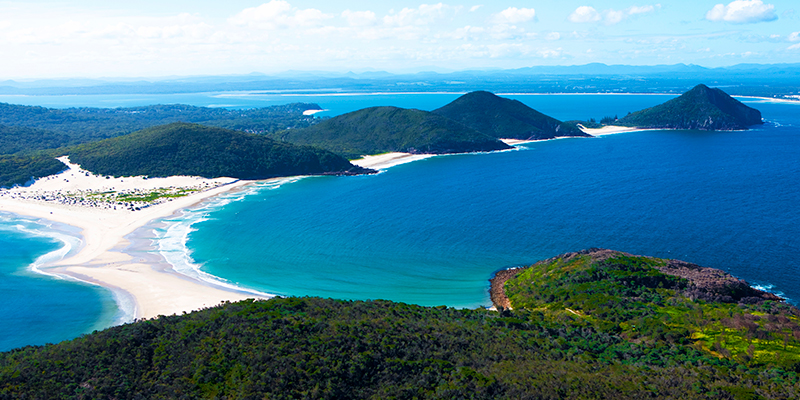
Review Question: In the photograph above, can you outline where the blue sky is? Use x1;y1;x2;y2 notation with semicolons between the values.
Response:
1;0;798;78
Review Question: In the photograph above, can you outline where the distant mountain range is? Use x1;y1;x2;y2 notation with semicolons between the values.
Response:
2;63;799;98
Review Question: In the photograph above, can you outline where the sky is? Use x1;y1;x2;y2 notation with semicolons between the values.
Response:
1;0;799;79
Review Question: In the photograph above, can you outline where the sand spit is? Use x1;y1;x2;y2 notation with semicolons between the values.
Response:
0;157;265;321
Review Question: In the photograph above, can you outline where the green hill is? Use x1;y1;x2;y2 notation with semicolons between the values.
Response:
0;152;66;188
0;125;71;187
274;106;511;159
432;91;589;140
0;125;70;155
67;122;369;180
617;84;763;130
493;248;798;367
2;249;800;399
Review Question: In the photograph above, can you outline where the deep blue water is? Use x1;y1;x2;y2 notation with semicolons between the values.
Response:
183;98;800;307
1;93;797;350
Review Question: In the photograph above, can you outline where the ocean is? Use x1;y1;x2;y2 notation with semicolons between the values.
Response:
1;92;798;351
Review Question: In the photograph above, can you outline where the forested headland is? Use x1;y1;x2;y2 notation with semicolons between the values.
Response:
272;106;512;159
2;249;799;399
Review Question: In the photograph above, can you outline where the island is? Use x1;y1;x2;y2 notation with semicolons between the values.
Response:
617;84;763;130
1;249;798;398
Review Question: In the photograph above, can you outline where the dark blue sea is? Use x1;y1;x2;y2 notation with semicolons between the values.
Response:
1;92;798;351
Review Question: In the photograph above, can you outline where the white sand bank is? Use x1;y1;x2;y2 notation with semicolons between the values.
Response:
0;158;267;320
499;138;536;146
578;125;652;136
351;152;435;170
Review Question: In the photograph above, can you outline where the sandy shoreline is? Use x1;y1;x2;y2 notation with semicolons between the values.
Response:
351;152;436;170
2;129;647;324
0;158;267;321
1;153;448;323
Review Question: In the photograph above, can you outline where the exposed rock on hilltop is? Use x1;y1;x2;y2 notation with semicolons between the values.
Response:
491;248;780;310
618;84;762;130
277;106;511;159
432;91;590;140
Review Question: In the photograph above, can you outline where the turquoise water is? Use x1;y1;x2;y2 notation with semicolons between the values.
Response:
1;93;798;350
0;215;118;351
183;110;800;306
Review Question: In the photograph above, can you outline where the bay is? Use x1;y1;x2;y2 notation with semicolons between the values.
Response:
184;98;800;307
1;92;797;351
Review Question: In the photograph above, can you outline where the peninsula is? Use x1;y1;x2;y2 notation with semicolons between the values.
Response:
0;123;378;320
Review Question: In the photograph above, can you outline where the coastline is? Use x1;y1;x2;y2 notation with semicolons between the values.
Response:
0;159;268;321
0;152;442;324
351;152;436;170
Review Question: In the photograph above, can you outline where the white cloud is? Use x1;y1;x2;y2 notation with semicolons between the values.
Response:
605;10;626;25
442;25;485;40
383;3;455;27
789;43;800;50
491;7;536;24
546;32;561;41
788;31;800;41
569;6;602;23
570;5;658;24
538;48;563;58
342;10;377;27
229;1;332;29
470;5;483;12
628;5;657;15
706;0;777;23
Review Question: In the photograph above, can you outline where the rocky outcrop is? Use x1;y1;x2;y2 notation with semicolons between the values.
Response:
489;248;782;309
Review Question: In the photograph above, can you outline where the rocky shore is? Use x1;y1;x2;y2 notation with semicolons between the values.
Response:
489;248;783;310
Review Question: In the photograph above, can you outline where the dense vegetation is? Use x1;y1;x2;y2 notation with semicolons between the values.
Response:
66;123;368;179
618;84;763;130
0;102;322;145
0;153;65;188
500;249;800;369
0;124;71;187
0;125;70;155
432;91;588;140
2;250;800;398
274;106;511;159
0;102;332;187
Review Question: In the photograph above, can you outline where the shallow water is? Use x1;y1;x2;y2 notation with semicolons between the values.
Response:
0;215;117;351
2;93;798;350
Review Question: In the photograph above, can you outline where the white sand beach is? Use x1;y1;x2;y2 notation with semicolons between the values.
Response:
578;125;650;136
351;152;435;170
0;157;266;320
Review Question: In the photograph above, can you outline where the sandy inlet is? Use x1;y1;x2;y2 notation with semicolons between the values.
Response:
0;157;265;320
